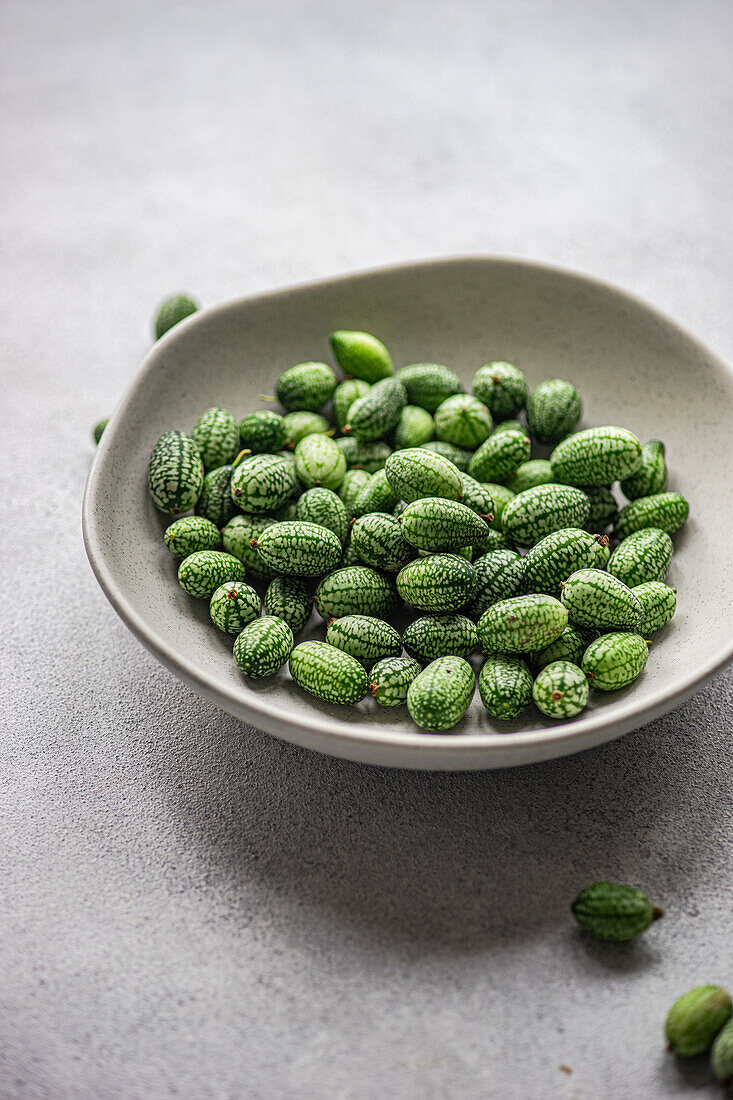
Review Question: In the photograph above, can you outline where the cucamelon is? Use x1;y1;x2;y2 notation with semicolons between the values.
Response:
164;515;221;559
295;487;348;544
315;566;400;620
148;430;205;515
521;528;605;596
238;410;288;454
399;497;490;552
396;553;477;612
561;568;643;631
93;418;109;444
406;656;475;731
234;616;294;678
502;484;591;547
532;624;597;672
620;439;667;500
325;614;402;669
665;987;733;1058
230;453;297;514
221;514;277;579
294;433;347;491
275;361;337;412
329;330;393;383
434;393;493;449
283;410;331;447
477;593;567;654
633;581;676;634
195;461;240;527
507;459;554;495
396;362;463;413
478;654;533;720
338;469;372;517
392;405;435;450
252;520;342;576
335;436;392;473
209;581;261;634
369;656;422;707
468;549;525;619
191;406;240;471
526;379;582;443
154;293;198;339
614;491;690;539
582;485;617;532
289;640;368;704
550;426;643;486
264;575;313;636
343;377;407;441
571;882;662;942
352;468;399;518
403;613;478;663
492;419;529;437
177;550;245;599
581;632;649;690
607;527;673;587
471;362;527;420
468;428;531;483
385;447;463;504
459;473;495;518
332;379;372;430
351;513;414;571
419;440;473;471
712;1019;733;1084
532;660;589;719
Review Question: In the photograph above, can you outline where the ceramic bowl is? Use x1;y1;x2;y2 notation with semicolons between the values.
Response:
83;257;733;769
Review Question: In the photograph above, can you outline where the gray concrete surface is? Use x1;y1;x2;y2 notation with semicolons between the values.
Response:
2;0;733;1096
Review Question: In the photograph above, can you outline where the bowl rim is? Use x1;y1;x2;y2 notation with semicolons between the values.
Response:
82;254;733;763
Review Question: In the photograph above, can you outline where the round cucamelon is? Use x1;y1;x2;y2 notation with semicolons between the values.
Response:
478;655;533;720
148;430;205;515
532;624;597;672
338;469;372;517
221;514;277;579
234;616;294;678
238;410;288;454
351;513;414;571
295;487;348;544
614;491;690;539
275;361;337;412
343;377;407;441
526;379;582;444
471;362;527;420
93;418;109;444
191;407;240;471
419;440;473;471
434;394;493;449
582;485;618;532
283;410;331;448
468;549;524;619
532;660;589;719
665;986;733;1058
400;498;490;553
332;379;372;430
209;581;261;634
468;429;531;484
550;426;642;486
607;528;673;587
459;473;495;518
561;568;643;631
407;656;475;732
396;554;477;613
712;1019;733;1084
325;615;402;669
252;520;341;576
164;516;221;559
329;330;393;383
294;433;346;491
571;882;662;942
369;656;422;707
502;484;591;547
335;437;392;473
403;614;478;663
492;419;529;437
154;293;198;339
315;566;400;621
620;439;667;500
633;581;676;634
194;462;239;528
264;576;313;636
581;632;649;690
521;528;605;596
396;363;463;413
385;448;463;504
393;405;434;450
289;640;368;704
352;468;399;518
507;459;554;495
478;594;567;654
178;550;245;599
230;453;297;514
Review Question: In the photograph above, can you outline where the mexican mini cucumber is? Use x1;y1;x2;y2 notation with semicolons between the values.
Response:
396;554;477;613
191;406;240;471
471;362;527;420
525;379;582;444
234;616;294;678
251;520;342;576
532;660;589;719
178;550;246;599
351;513;414;571
403;613;478;663
148;430;205;514
434;393;493;449
289;640;369;704
502;484;591;547
632;581;676;634
369;656;422;707
264;576;313;636
230;453;297;514
607;528;673;587
315;566;400;621
329;331;393;383
561;568;643;631
209;581;261;634
614;491;690;539
396;363;463;413
385;448;463;504
406;656;475;731
550;426;642;486
295;487;349;544
468;428;531;483
275;361;337;412
325;615;402;669
477;594;568;654
164;516;221;559
399;498;490;552
478;654;533;720
238;410;288;454
392;405;435;450
581;632;649;690
343;377;407;441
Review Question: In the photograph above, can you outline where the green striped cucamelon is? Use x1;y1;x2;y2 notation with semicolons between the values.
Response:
532;660;589;719
620;439;667;500
275;361;337;412
550;426;642;486
478;655;533;720
385;448;463;504
477;594;567;654
434;394;493;449
238;410;287;454
294;433;346;491
633;581;676;633
526;379;582;443
264;576;313;636
93;418;109;444
607;528;673;587
581;632;649;690
325;615;402;669
471;362;528;420
191;407;240;471
234;616;294;678
582;485;618;532
396;363;463;413
335;437;392;473
338;469;372;517
282;411;331;447
666;987;733;1058
468;429;531;483
295;487;348;544
399;498;490;552
368;656;422;707
221;514;277;579
403;613;478;663
571;882;662;942
154;293;198;339
177;550;245;598
507;459;554;495
521;528;606;596
148;430;205;514
561;568;643;630
351;513;414;571
230;453;297;514
532;624;597;672
352;468;399;518
396;554;477;612
343;377;407;441
459;473;495;518
195;459;243;528
419;440;473;471
502;484;591;547
289;640;368;704
164;516;221;559
251;520;342;576
614;492;689;539
315;566;400;621
468;549;525;619
332;379;372;430
329;330;393;383
209;581;261;634
392;405;435;450
406;656;475;731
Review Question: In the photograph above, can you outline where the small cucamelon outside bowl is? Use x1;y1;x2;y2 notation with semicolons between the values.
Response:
83;257;733;770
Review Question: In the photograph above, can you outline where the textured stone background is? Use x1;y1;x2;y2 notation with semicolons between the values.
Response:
2;1;733;1096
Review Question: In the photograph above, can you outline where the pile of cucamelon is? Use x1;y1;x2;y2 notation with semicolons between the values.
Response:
143;313;689;732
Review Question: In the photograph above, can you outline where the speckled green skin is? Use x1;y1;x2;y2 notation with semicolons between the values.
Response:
492;419;529;437
532;624;597;672
396;554;477;613
295;488;348;544
148;430;205;515
711;1018;733;1083
581;632;649;690
164;516;221;559
478;594;567;654
459;473;495;518
338;469;372;518
326;615;402;669
253;520;341;576
177;550;245;598
521;528;605;597
393;405;434;450
154;294;198;339
403;613;478;663
582;485;618;532
238;411;287;454
221;515;277;579
230;453;297;514
561;568;643;630
633;581;676;633
264;576;313;636
482;484;515;532
621;439;667;500
294;434;346;491
344;377;407;441
550;426;642;486
351;513;414;571
335;437;392;473
507;459;554;495
571;883;660;942
329;331;393;383
400;498;489;552
502;484;591;547
419;440;473;471
234;616;294;678
195;464;238;528
434;394;493;449
471;362;528;420
191;407;240;471
665;986;733;1057
526;379;582;444
468;429;531;483
532;660;589;719
385;448;463;504
93;418;109;445
368;657;422;707
478;655;533;720
289;640;369;704
615;491;690;539
608;528;673;587
209;581;261;634
468;549;525;619
315;566;400;621
283;411;331;447
332;379;372;430
352;468;399;518
396;363;463;413
275;361;337;412
407;656;475;732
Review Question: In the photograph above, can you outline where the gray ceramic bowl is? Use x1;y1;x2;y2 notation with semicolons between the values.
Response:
83;257;733;770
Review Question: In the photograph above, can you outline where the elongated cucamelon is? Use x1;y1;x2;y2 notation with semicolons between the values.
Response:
403;613;478;663
221;514;277;579
332;379;372;430
467;549;524;619
234;616;294;678
478;654;533;720
385;448;463;504
329;330;393;382
561;568;643;630
295;487;348;544
400;498;489;552
392;405;434;450
434;394;493;449
238;410;288;454
521;528;605;596
164;515;221;559
407;656;475;731
550;426;642;486
154;293;198;339
472;362;527;420
230;453;297;514
532;624;597;672
665;987;733;1058
419;440;473;471
343;377;407;441
351;513;414;571
325;615;402;669
315;566;400;620
468;429;531;483
396;554;476;612
614;491;690;539
581;632;649;690
607;528;673;587
264;576;313;636
275;361;337;412
191;406;240;471
293;433;346;491
148;430;205;514
633;581;676;634
369;656;422;707
571;882;662;941
178;550;245;598
532;660;589;719
335;436;392;473
502;484;591;547
283;410;331;447
526;379;581;443
289;640;368;704
252;520;341;576
620;439;667;500
209;581;261;634
507;459;554;495
352;468;399;518
396;362;463;412
477;594;567;654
